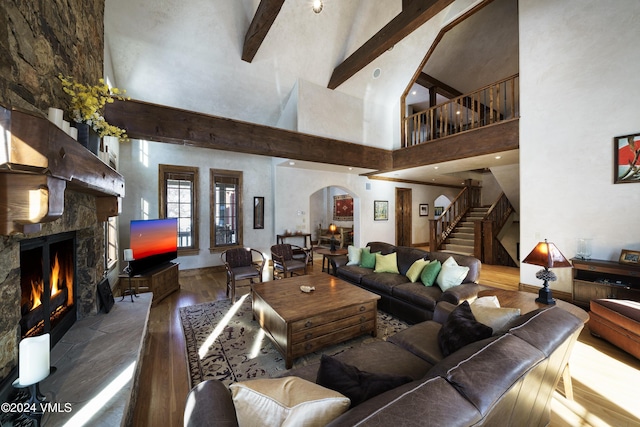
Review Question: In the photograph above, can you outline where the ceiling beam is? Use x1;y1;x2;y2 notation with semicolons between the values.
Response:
241;0;285;63
104;99;392;171
327;0;454;90
416;72;461;99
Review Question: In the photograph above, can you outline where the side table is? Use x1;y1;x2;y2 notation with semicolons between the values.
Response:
314;247;348;274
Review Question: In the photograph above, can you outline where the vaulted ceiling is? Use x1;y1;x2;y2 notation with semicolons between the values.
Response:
104;0;519;184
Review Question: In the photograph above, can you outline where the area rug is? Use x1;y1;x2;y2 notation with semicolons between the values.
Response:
179;295;408;388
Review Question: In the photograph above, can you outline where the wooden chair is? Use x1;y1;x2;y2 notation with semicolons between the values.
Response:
221;247;265;301
270;244;309;279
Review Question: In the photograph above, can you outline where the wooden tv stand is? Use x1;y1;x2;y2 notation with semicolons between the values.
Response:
120;262;179;306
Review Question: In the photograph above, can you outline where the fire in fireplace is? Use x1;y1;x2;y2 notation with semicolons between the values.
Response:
20;232;77;344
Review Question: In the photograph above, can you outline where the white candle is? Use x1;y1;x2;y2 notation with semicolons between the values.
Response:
62;120;70;134
69;127;78;140
47;108;64;128
19;333;50;386
124;248;134;261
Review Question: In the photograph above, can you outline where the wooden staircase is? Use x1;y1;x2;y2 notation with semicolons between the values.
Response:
440;207;489;256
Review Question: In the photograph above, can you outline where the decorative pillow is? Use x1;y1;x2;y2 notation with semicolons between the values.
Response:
346;245;363;266
470;305;521;335
420;260;442;287
436;257;470;291
374;252;399;274
437;301;493;357
316;355;413;408
406;258;430;282
229;376;350;427
359;247;379;269
472;295;501;308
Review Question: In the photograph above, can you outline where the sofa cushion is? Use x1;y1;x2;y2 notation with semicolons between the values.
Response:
229;376;350;427
316;355;413;408
367;241;396;255
359;247;379;269
374;252;399;274
346;245;362;266
436;256;470;291
392;282;441;312
336;265;372;284
387;320;444;365
438;301;493;357
406;258;430;283
361;272;409;295
420;260;442;286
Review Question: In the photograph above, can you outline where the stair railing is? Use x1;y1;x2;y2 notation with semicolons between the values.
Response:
479;192;515;264
403;74;519;147
429;183;480;251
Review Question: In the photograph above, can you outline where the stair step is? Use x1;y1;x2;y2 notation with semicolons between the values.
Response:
440;245;474;256
447;238;474;245
450;231;474;238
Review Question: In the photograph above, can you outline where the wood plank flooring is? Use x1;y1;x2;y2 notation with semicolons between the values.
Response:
131;259;640;427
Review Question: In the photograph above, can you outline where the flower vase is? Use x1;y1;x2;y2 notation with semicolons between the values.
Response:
74;122;100;155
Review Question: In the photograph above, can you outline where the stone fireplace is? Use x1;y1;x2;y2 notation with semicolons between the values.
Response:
0;190;107;389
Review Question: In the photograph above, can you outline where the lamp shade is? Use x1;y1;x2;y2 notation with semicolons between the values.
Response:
523;239;572;269
329;223;337;233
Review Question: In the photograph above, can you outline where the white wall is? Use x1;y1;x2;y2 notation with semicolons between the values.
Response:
118;140;275;270
519;0;640;292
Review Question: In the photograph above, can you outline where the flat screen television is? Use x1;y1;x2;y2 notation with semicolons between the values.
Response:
129;218;178;275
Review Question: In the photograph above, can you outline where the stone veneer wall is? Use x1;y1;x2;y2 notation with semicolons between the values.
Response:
0;191;106;383
0;0;106;383
0;0;104;114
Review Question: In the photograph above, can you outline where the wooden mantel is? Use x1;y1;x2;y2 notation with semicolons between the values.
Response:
0;106;125;235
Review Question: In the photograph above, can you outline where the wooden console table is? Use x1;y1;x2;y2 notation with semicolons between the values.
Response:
119;262;180;306
571;258;640;309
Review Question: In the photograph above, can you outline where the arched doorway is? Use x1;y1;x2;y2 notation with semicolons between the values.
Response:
309;186;357;249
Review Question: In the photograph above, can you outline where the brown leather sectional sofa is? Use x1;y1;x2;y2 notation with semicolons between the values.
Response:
331;242;482;323
184;302;585;426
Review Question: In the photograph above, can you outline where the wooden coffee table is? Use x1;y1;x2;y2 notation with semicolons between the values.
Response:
252;274;380;368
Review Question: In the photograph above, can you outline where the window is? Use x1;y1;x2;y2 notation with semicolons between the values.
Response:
159;165;199;255
105;216;118;270
210;169;243;250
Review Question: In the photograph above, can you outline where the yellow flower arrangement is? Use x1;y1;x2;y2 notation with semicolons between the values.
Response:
58;74;129;139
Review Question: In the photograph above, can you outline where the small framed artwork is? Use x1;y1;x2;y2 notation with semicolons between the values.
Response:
619;249;640;265
97;277;115;313
419;204;429;216
434;206;444;217
614;133;640;183
253;197;264;229
374;200;388;221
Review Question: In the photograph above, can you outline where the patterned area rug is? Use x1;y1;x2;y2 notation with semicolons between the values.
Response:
179;295;408;388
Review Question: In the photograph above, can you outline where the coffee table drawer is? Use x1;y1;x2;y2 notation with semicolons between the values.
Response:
291;320;376;357
291;310;376;343
290;301;376;332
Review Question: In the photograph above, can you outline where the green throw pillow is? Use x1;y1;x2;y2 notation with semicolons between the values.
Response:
420;260;442;286
406;258;430;282
359;248;379;269
374;252;399;274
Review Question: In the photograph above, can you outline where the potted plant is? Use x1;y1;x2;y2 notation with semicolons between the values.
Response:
58;74;128;154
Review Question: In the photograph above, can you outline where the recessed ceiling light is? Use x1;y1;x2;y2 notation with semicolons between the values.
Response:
348;167;353;171
312;0;323;13
411;91;417;95
495;155;502;159
289;161;295;166
372;68;381;79
434;166;439;169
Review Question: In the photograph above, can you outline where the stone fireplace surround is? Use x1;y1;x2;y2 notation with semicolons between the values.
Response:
0;190;105;388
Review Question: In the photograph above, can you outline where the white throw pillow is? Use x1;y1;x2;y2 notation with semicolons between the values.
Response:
230;376;350;427
470;305;521;334
346;245;362;266
436;256;470;292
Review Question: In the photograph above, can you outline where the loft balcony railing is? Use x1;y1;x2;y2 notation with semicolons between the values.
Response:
403;74;519;147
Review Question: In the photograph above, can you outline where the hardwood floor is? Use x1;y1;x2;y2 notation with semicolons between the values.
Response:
131;259;640;427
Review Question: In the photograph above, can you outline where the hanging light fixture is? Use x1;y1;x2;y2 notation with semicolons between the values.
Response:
312;0;323;14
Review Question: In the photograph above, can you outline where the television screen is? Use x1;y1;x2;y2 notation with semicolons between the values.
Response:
129;218;178;275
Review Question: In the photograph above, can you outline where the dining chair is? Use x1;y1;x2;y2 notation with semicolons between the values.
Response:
221;247;265;301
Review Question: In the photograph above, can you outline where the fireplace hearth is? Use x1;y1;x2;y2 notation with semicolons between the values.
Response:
20;232;77;346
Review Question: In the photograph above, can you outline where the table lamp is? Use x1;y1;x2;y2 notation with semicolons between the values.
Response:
329;223;337;251
522;239;572;305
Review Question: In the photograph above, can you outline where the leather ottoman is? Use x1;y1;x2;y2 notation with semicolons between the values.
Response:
589;299;640;359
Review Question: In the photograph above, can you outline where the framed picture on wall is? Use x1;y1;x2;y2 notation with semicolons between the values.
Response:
253;197;264;229
614;132;640;183
419;204;429;216
434;206;444;217
374;200;388;221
